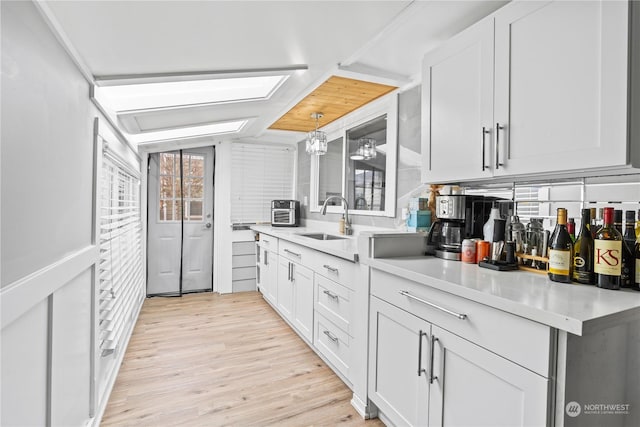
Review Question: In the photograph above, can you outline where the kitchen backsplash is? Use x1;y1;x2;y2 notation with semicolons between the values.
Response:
296;84;640;231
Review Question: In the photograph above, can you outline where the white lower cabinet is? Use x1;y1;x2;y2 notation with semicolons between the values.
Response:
429;325;549;427
369;274;551;427
277;256;313;342
369;296;430;427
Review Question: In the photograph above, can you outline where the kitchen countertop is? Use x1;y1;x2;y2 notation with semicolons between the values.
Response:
366;256;640;336
250;225;359;262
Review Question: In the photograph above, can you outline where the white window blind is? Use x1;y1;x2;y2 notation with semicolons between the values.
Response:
98;152;144;357
231;144;295;224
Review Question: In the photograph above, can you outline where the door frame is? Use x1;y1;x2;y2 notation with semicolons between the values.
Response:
140;140;222;294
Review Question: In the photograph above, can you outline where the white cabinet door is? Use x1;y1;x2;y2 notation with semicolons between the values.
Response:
369;297;430;427
261;249;278;305
422;17;494;183
429;326;549;427
292;262;314;342
494;0;629;176
277;257;294;321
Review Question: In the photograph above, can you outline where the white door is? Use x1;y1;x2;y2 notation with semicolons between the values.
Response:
429;326;549;427
292;262;314;342
147;148;214;295
493;0;628;176
277;257;294;321
368;296;430;427
421;16;494;183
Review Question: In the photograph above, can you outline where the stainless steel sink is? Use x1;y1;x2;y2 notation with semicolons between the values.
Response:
298;232;347;241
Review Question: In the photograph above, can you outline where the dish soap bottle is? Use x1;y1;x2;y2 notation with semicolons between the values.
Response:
339;215;346;235
483;204;502;242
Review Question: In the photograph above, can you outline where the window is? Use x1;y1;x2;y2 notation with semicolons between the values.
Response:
231;144;295;224
158;153;205;221
98;151;144;357
309;94;397;217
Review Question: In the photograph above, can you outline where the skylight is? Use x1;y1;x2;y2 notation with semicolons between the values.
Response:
128;120;247;145
95;74;289;112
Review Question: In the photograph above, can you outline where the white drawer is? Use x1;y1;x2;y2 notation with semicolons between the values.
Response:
370;269;553;377
307;251;357;290
315;275;352;335
279;239;312;264
314;312;351;381
258;234;278;252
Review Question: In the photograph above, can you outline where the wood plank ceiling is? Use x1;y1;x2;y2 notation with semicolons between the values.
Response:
269;76;397;132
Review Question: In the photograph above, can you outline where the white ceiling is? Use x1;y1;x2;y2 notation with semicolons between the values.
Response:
42;0;508;147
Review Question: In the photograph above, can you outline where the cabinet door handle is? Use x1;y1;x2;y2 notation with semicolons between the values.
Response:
481;127;491;171
495;123;505;169
399;290;468;320
323;330;339;343
323;289;339;300
290;263;295;282
264;250;268;266
323;264;339;274
284;249;301;258
430;335;439;384
417;330;427;376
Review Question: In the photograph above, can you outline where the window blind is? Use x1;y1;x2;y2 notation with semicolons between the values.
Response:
231;144;295;224
98;152;144;357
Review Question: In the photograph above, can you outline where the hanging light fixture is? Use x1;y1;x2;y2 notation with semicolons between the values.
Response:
350;137;377;160
306;112;327;155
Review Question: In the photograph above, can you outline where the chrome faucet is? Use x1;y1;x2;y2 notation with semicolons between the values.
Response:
321;196;353;235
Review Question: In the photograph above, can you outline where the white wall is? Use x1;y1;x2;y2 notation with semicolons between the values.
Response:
0;2;140;425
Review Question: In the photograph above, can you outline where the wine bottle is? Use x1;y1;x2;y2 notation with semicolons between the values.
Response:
573;208;594;285
594;207;623;290
567;218;576;242
548;208;573;283
636;208;640;239
591;207;603;238
622;210;636;288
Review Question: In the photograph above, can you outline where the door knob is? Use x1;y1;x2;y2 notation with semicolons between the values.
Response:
205;222;212;228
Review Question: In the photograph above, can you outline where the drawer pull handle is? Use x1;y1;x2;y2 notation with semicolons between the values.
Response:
284;249;301;258
417;330;427;376
430;335;439;384
323;264;339;274
323;290;339;300
399;290;468;320
323;330;339;343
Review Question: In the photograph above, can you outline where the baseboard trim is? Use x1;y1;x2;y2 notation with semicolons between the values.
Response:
351;394;378;420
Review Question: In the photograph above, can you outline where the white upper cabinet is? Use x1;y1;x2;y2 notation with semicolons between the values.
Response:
493;0;629;176
422;0;635;184
422;17;495;183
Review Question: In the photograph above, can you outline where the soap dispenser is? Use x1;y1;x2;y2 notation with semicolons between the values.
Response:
483;203;502;242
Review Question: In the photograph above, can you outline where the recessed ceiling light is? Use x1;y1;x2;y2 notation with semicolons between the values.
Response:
95;74;290;113
128;120;247;145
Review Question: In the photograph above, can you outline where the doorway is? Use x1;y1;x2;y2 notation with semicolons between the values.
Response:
147;147;215;296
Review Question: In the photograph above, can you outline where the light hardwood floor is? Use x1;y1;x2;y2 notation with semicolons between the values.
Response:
101;291;384;427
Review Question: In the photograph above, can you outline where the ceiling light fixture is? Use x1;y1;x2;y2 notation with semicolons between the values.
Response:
306;113;327;156
350;137;377;160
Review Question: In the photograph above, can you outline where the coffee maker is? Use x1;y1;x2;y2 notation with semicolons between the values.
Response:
426;195;506;260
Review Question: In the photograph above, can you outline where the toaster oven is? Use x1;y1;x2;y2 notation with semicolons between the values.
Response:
271;200;300;227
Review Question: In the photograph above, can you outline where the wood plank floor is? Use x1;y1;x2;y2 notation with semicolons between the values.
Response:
101;291;384;427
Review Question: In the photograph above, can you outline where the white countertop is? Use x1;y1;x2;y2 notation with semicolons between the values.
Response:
250;225;359;262
366;256;640;336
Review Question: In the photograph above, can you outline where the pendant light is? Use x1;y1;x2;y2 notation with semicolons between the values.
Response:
350;137;377;160
306;112;328;155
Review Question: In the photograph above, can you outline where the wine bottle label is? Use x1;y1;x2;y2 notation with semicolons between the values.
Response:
594;240;622;276
549;249;571;275
636;259;640;284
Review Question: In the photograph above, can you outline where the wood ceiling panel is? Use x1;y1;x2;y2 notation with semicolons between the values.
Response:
269;76;397;132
